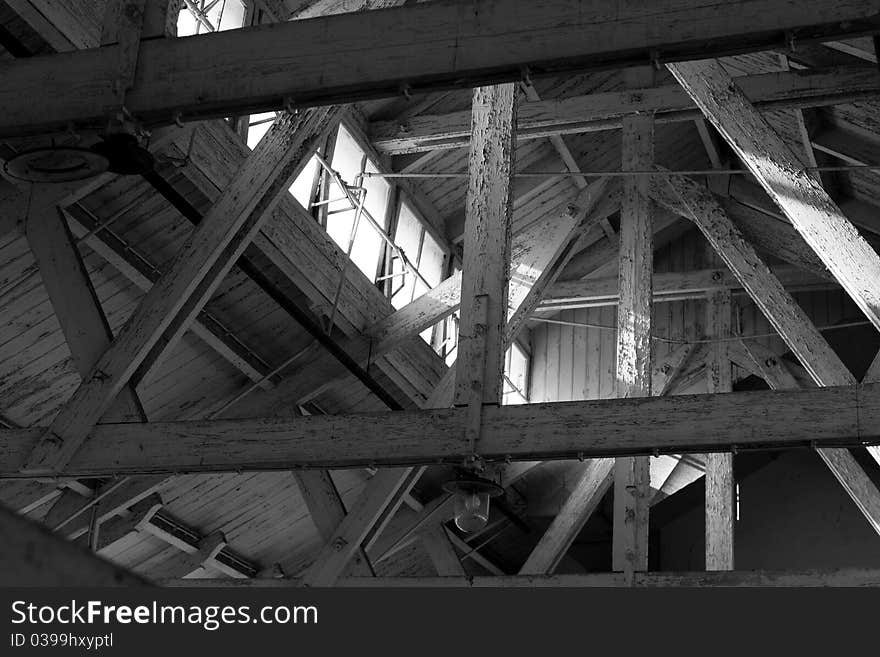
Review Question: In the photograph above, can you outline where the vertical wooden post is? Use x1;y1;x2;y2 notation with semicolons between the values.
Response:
612;71;654;579
454;84;517;416
705;289;734;570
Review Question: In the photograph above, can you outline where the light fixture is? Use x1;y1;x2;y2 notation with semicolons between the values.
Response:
3;145;109;183
442;467;504;533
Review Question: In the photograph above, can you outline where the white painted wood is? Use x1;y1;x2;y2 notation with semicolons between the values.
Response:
704;290;734;571
455;84;517;408
668;58;880;333
612;109;653;577
655;171;880;531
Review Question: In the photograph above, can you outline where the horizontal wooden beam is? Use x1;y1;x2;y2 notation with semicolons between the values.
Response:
539;265;833;311
2;384;879;477
370;67;880;153
0;501;149;586
160;568;880;587
2;1;880;136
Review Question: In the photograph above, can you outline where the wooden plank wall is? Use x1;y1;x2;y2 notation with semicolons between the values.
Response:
530;226;864;402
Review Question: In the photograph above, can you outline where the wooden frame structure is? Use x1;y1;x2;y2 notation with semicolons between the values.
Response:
2;0;880;587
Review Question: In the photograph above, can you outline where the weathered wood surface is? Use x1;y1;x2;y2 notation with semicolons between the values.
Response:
612;110;653;577
704;290;734;571
23;108;340;475
455;84;517;409
160;568;880;588
3;0;880;136
655;172;880;531
0;500;150;586
669;58;880;332
371;67;880;153
2;384;879;476
519;458;614;575
421;525;466;577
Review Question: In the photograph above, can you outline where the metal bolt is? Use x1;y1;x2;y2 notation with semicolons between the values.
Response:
332;537;348;551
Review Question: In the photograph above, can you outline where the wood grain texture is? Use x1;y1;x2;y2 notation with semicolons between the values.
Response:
0;500;149;586
371;67;880;153
23;107;340;475
455;84;517;408
612;108;654;576
4;0;880;136
421;525;466;577
704;290;734;571
668;58;880;332
3;384;879;476
519;458;614;575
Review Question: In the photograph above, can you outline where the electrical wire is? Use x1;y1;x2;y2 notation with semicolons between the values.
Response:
529;316;874;345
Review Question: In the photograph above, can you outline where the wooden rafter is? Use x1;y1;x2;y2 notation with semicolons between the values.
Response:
22;108;340;475
667;58;880;332
370;67;880;154
3;384;880;476
2;0;880;136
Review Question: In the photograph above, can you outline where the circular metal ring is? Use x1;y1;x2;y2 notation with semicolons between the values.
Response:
4;146;109;183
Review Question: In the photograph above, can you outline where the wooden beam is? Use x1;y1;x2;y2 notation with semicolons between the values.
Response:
541;265;834;311
421;525;466;577
3;385;880;476
25;196;145;423
455;84;517;411
704;290;734;571
667;58;880;332
3;1;880;137
370;67;880;153
654;172;880;532
160;568;880;587
293;470;374;577
612;109;653;578
519;458;613;575
22;107;340;475
301;468;412;586
0;501;149;586
653;173;856;388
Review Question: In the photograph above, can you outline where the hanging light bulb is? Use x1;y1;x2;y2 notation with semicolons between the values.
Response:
442;468;504;533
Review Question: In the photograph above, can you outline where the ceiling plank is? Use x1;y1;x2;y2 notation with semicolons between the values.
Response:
21;108;340;475
0;500;149;586
421;525;466;577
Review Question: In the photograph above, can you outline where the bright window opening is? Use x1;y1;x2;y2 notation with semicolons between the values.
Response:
503;343;530;404
177;0;246;36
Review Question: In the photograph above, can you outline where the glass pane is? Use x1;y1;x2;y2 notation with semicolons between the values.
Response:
246;112;276;149
419;232;445;288
289;155;319;209
363;159;391;231
391;202;423;309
